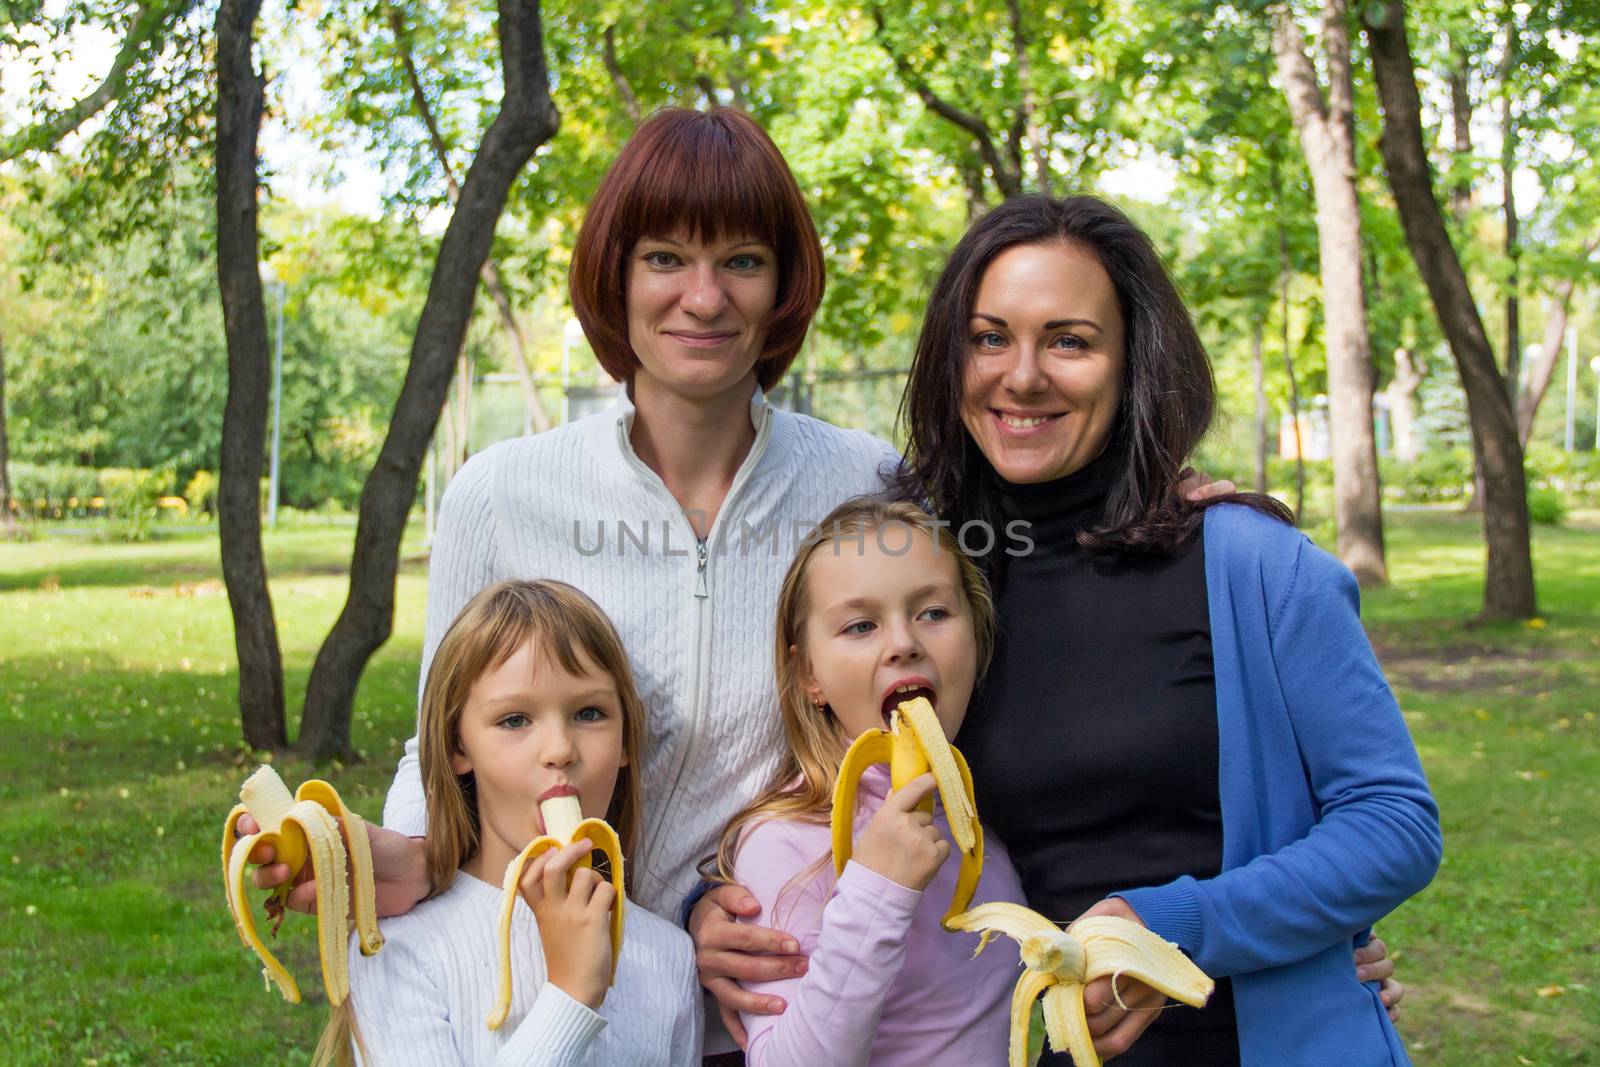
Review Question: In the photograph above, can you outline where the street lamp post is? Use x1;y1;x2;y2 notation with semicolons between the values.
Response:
1591;355;1600;452
1565;328;1579;453
259;262;286;528
560;317;584;426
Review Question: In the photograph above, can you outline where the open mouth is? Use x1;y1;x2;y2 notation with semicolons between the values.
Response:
880;683;938;727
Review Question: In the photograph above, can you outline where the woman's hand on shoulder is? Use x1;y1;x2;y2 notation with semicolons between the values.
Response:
521;841;617;1011
1178;466;1236;502
689;883;808;1049
235;814;431;918
853;773;951;892
1077;897;1170;1061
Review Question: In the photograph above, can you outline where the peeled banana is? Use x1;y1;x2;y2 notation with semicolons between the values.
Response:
831;696;983;925
946;901;1214;1067
221;765;384;1005
488;789;626;1030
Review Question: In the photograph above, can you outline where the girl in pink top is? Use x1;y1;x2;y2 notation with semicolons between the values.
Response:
707;498;1025;1066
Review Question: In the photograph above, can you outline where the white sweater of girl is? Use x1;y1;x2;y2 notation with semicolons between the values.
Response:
383;387;897;919
347;872;701;1065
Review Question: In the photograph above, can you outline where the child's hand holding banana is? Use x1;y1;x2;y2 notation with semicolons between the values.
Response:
852;773;952;891
519;839;618;1010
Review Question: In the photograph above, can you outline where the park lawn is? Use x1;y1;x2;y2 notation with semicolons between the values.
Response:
0;512;1596;1064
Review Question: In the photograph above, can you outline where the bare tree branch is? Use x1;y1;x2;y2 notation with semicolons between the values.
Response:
1007;0;1048;193
387;3;550;434
870;5;1020;198
1518;237;1598;443
0;0;192;162
1447;38;1473;220
603;24;644;125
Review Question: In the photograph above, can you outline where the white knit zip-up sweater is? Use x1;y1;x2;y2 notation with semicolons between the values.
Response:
347;872;701;1065
383;387;898;919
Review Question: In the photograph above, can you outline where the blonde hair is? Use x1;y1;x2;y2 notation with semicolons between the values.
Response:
316;579;649;1066
708;498;995;889
419;579;648;893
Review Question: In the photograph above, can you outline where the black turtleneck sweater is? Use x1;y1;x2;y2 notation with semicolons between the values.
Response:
958;449;1239;1064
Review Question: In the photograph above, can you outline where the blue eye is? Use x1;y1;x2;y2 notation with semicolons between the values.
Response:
919;606;950;622
575;706;606;723
972;331;1005;349
1051;333;1087;351
843;620;876;636
496;713;529;730
728;253;764;270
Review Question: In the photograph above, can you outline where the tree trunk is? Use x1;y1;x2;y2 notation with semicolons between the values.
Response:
1517;269;1588;445
1386;346;1425;461
1447;42;1472;222
1253;317;1269;493
456;345;472;463
1007;0;1049;193
1499;16;1521;408
1363;0;1535;620
296;0;560;762
0;327;16;534
1283;267;1307;525
214;0;287;750
1271;1;1387;584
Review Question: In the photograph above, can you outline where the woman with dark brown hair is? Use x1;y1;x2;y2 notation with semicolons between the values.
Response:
889;195;1438;1064
694;195;1427;1066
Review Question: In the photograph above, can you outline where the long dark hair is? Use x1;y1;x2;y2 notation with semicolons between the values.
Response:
890;194;1290;558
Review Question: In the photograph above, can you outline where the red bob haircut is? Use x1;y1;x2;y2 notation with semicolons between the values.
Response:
569;108;825;392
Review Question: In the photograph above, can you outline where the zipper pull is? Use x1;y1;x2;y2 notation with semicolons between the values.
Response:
695;538;709;598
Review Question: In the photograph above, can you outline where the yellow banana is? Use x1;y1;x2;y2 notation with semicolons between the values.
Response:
946;901;1214;1067
487;790;626;1030
221;765;384;1006
831;696;983;924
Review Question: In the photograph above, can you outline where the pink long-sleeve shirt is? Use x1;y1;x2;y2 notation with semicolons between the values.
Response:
732;766;1025;1067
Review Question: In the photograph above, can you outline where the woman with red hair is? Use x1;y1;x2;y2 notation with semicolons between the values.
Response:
240;106;895;1060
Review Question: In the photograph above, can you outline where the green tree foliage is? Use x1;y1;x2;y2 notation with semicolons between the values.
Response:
0;170;421;506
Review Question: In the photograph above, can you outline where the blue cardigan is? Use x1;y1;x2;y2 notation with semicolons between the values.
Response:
1115;505;1442;1066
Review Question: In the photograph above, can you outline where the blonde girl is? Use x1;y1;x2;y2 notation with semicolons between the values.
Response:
708;498;1027;1066
327;580;700;1066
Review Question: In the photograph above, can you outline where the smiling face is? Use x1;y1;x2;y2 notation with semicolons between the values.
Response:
450;637;628;880
625;230;780;403
797;525;980;746
959;240;1127;484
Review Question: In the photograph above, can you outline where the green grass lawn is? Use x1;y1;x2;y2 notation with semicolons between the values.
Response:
1;512;1596;1064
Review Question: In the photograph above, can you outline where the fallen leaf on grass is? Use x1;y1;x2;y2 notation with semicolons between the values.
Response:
1535;985;1565;998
